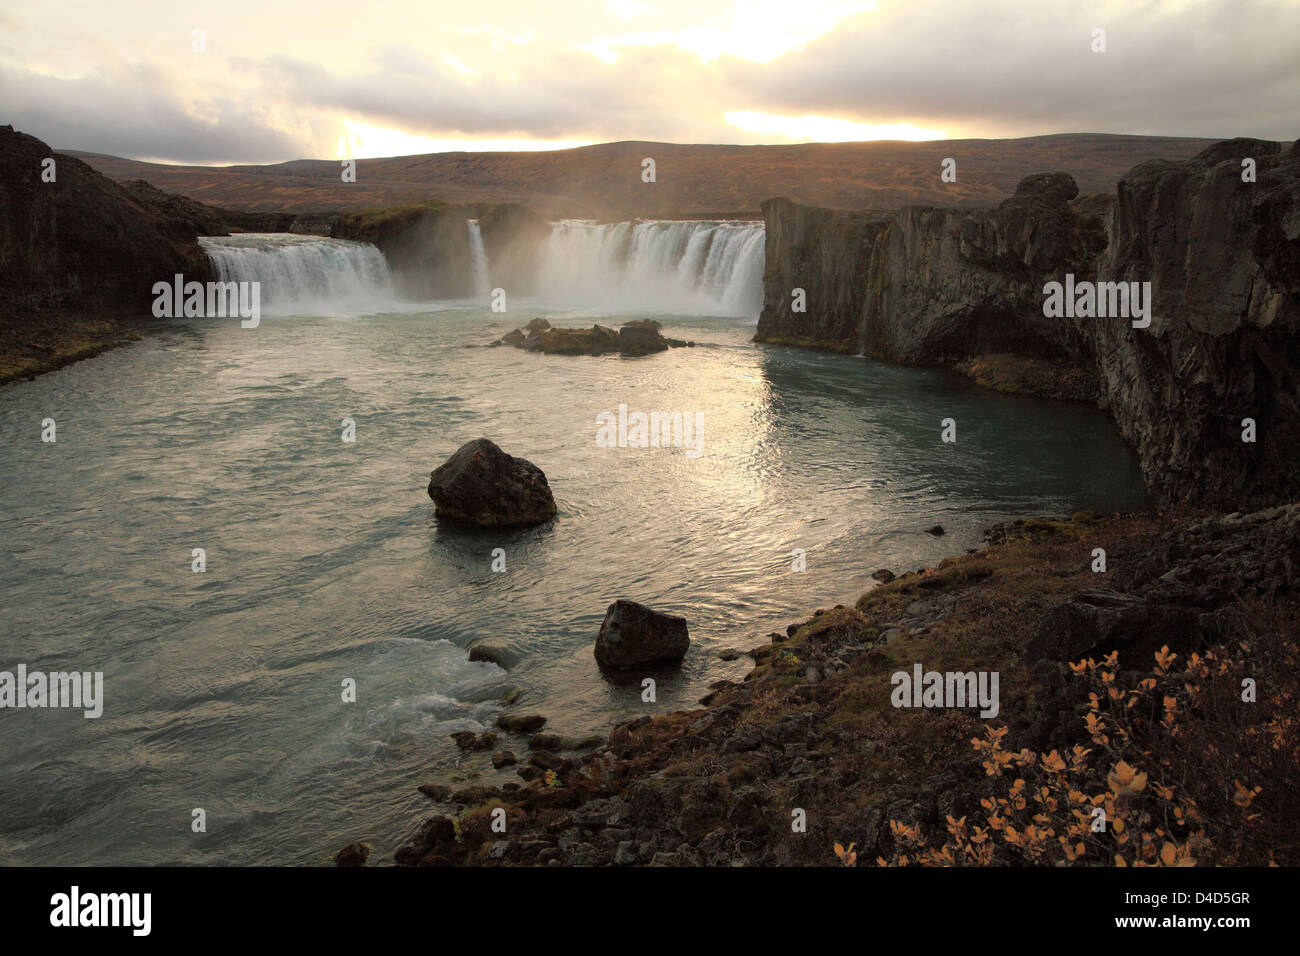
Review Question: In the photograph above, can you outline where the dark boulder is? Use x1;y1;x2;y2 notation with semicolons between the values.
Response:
1013;172;1080;202
1028;588;1199;665
333;842;370;866
617;323;670;356
493;320;680;356
595;599;690;670
427;438;556;529
497;713;547;733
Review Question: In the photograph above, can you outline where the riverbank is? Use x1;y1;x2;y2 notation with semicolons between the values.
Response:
0;309;152;385
385;504;1299;867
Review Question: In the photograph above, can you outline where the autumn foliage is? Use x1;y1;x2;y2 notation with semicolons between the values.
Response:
875;601;1299;867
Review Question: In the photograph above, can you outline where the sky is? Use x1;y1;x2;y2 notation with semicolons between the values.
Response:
1;0;1296;164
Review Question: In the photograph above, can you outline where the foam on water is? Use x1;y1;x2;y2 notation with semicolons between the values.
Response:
200;234;396;316
537;220;766;317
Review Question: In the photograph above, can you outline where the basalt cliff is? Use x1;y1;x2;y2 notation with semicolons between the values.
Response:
0;126;223;382
756;138;1300;511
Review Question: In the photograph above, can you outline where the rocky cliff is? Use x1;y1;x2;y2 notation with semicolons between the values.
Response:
0;126;215;314
0;126;217;381
756;138;1300;511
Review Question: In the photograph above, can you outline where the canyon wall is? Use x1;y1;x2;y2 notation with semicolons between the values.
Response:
0;126;215;314
756;138;1300;510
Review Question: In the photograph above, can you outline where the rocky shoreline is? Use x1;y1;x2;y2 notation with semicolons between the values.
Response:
360;503;1298;867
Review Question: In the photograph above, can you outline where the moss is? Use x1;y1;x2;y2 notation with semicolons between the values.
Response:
335;199;449;232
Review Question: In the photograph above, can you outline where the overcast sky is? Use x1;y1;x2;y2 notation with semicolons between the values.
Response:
1;0;1295;163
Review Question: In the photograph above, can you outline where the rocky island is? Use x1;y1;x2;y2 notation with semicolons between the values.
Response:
488;318;692;356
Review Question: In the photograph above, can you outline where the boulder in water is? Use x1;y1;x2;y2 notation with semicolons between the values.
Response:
427;438;557;529
334;842;370;867
617;323;671;356
595;599;690;670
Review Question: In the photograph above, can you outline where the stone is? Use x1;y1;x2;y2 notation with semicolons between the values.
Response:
468;642;522;669
333;842;370;866
496;713;547;734
427;438;557;529
594;599;690;670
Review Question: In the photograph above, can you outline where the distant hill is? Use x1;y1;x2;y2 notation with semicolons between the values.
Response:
63;134;1226;220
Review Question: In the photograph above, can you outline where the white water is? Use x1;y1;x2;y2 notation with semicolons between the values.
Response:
466;219;491;299
537;220;766;318
200;234;395;315
200;221;766;319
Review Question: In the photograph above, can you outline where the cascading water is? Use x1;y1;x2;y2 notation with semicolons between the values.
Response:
199;234;395;315
466;219;491;298
537;220;765;318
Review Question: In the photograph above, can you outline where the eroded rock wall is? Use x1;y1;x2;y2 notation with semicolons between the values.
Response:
756;139;1300;510
0;126;215;314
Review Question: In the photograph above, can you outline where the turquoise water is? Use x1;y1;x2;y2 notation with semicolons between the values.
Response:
0;303;1148;864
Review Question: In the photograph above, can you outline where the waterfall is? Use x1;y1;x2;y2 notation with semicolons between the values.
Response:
199;234;395;315
466;219;491;298
536;220;765;318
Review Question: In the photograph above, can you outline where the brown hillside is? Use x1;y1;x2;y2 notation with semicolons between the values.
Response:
65;134;1222;220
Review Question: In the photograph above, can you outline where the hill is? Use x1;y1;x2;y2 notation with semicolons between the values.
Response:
65;134;1223;220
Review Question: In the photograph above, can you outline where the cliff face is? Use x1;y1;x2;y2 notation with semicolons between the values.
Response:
331;201;549;299
756;138;1300;510
1078;140;1299;509
0;126;215;314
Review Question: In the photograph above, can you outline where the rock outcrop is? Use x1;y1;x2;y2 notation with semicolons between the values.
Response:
0;126;223;382
0;126;215;314
489;318;691;356
427;438;557;529
756;136;1300;510
1030;503;1300;666
332;200;549;299
594;600;690;670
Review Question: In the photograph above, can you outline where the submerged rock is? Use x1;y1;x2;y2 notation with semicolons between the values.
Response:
595;599;690;670
427;438;557;529
468;641;522;669
333;842;370;866
497;713;547;733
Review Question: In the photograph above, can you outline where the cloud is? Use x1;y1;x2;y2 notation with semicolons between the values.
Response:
1;0;1293;162
0;62;313;162
721;0;1300;139
248;44;729;142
